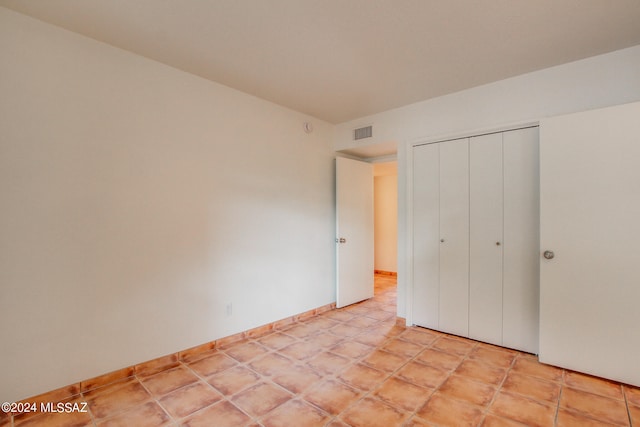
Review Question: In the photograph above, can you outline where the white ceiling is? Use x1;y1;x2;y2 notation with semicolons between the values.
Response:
2;0;640;124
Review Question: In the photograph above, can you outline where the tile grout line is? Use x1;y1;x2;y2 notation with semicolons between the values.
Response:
134;373;182;426
476;347;519;426
623;386;633;427
408;338;483;425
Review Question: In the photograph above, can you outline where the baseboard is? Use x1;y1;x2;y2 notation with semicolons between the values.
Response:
374;270;397;277
11;301;337;412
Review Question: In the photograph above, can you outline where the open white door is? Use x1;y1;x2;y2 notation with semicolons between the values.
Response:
539;102;640;387
336;157;374;308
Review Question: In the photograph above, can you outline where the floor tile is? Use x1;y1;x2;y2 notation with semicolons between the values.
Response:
438;374;497;407
352;331;389;347
398;328;439;346
403;417;432;427
260;399;330;427
181;400;251;427
95;401;170;427
628;404;640;426
338;363;389;391
481;414;530;427
363;309;395;321
372;377;433;411
381;324;407;337
490;391;557;427
349;315;380;328
279;341;323;361
563;370;624;400
207;365;261;395
187;352;238;377
307;332;344;348
455;359;507;386
158;381;221;419
139;364;199;397
303;379;362;415
81;377;138;399
556;409;618;427
305;352;350;375
282;323;317;338
343;305;371;315
13;410;94;427
329;341;374;360
321;310;357;322
270;364;322;394
511;357;563;382
340;397;409;427
395;361;450;389
380;338;423;358
231;382;291;418
222;341;270;363
361;350;408;373
500;371;561;404
414;348;464;371
86;381;151;420
303;317;339;332
625;385;640;407
329;323;363;337
470;346;516;369
432;336;476;356
559;387;629;426
416;393;484;427
248;353;295;376
256;332;298;350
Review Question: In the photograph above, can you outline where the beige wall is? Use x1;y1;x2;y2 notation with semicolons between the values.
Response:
374;163;397;273
0;7;335;402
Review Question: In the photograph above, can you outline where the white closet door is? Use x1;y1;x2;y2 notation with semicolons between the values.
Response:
503;127;539;353
469;133;503;346
412;143;440;329
540;102;640;386
439;138;469;337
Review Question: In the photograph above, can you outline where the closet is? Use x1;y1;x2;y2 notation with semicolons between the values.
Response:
412;127;539;353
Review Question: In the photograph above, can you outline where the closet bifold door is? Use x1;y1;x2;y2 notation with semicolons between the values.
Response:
469;133;504;346
412;143;440;329
438;138;470;337
503;127;539;353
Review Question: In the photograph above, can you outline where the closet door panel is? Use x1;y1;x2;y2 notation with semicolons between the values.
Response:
438;138;469;337
503;127;540;353
469;133;504;346
412;143;440;329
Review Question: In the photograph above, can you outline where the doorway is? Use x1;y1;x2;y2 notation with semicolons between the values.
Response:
373;161;398;290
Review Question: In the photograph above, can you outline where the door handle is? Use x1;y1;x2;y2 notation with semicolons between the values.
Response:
336;237;347;243
543;250;555;260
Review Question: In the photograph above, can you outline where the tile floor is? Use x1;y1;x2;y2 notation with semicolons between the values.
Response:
5;274;640;427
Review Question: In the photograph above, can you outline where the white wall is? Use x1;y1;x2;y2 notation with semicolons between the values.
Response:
336;45;640;320
374;169;397;273
0;7;335;402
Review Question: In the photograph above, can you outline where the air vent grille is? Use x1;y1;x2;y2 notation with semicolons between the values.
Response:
354;125;373;140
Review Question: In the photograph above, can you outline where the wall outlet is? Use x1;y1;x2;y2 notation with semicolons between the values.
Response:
225;303;232;316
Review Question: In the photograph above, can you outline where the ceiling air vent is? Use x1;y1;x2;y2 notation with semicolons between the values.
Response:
354;125;373;140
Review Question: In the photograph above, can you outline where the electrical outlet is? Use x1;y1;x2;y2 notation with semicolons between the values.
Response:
225;303;232;316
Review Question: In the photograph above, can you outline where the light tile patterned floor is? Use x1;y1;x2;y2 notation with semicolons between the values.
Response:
5;275;640;426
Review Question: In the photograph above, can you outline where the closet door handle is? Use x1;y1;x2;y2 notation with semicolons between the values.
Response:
496;241;501;246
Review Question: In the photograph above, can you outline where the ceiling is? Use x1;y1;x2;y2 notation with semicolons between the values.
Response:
2;1;640;124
